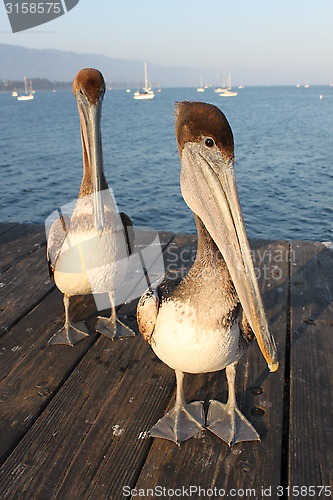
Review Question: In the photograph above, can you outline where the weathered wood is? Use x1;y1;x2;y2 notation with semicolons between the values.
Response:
0;223;21;238
289;241;333;489
0;335;141;498
0;246;54;336
0;223;45;274
47;337;172;499
0;228;172;473
0;289;98;465
0;223;331;499
0;233;190;499
134;240;289;495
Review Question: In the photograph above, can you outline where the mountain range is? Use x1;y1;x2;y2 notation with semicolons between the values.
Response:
1;43;318;87
0;43;222;87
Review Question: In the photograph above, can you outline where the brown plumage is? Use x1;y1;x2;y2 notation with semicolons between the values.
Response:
175;101;234;161
73;68;105;105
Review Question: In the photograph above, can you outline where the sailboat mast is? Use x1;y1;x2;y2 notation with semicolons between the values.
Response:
227;72;231;90
144;62;148;90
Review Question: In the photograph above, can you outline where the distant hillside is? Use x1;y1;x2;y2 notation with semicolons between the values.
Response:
0;78;71;92
0;43;218;87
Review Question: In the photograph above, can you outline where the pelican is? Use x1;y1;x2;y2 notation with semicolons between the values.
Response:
137;101;278;445
47;68;135;346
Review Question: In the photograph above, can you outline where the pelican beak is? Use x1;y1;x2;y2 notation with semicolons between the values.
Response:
180;142;278;372
77;93;105;237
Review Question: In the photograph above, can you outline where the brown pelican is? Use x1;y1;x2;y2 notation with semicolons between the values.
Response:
137;101;278;445
47;68;135;346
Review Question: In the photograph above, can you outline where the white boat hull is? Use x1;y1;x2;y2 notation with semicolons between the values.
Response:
133;92;154;100
219;90;238;97
17;95;34;101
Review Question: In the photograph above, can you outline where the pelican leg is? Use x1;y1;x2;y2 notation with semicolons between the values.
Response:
96;292;135;340
48;294;89;347
149;370;205;445
207;362;260;446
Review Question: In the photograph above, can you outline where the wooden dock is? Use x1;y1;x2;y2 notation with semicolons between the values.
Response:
0;222;332;499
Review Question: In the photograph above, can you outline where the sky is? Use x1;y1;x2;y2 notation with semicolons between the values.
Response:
1;0;333;85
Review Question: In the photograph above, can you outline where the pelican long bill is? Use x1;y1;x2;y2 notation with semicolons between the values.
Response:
76;89;105;236
179;130;278;372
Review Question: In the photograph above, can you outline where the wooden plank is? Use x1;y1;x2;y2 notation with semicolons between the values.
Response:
0;289;98;465
0;246;54;336
289;241;333;489
0;234;196;499
0;229;173;471
0;223;21;238
0;335;142;498
134;240;289;494
0;223;45;274
96;229;175;328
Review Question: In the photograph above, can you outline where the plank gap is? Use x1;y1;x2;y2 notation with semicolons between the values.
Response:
0;285;56;340
281;241;292;497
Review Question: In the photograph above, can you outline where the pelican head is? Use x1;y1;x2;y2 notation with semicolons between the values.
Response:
73;68;106;237
175;101;278;372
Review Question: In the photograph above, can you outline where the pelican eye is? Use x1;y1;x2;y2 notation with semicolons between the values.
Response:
205;137;215;148
79;89;84;95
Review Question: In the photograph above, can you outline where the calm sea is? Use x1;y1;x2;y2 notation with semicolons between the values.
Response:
1;86;332;241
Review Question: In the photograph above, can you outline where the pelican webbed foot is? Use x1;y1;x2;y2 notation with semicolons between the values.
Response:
96;292;135;339
95;315;135;340
207;400;260;446
48;322;89;347
149;400;204;445
149;371;205;445
206;363;260;446
48;294;89;346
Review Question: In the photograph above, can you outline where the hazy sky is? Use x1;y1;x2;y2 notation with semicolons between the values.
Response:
1;0;333;84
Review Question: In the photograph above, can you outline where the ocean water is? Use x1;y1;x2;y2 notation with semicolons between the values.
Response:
1;86;332;241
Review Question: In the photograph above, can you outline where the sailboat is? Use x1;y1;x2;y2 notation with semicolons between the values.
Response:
133;63;154;100
197;75;205;92
214;72;225;93
17;77;34;101
219;72;237;97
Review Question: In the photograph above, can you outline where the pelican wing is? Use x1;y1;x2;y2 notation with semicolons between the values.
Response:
47;214;70;279
238;308;255;345
137;285;160;344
